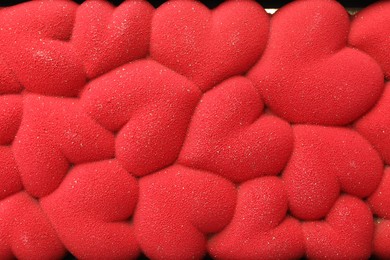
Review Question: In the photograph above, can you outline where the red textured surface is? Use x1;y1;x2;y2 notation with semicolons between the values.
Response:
0;0;389;259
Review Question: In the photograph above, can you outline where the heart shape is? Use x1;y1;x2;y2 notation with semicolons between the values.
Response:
151;0;269;91
134;165;237;260
13;94;115;197
179;76;293;183
81;59;201;177
40;160;139;260
71;0;154;79
0;192;65;259
302;195;374;259
283;125;383;220
208;176;305;259
248;0;384;125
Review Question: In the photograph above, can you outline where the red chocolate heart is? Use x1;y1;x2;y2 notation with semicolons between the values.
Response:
283;125;383;220
41;160;139;260
208;176;305;259
151;0;269;91
81;59;201;177
179;76;293;183
13;94;115;197
303;195;374;259
71;0;154;79
248;0;384;125
134;165;237;259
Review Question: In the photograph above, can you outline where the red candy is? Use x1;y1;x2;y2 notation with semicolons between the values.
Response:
303;195;374;259
179;76;293;183
209;177;305;259
248;0;384;125
151;0;269;91
81;59;201;177
283;125;383;220
41;160;139;260
134;165;236;259
72;0;154;79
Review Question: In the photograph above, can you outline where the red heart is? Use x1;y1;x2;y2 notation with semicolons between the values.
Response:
40;160;139;260
283;125;383;220
179;76;293;183
71;0;154;79
13;94;115;197
134;165;237;259
81;59;201;177
248;0;384;125
208;176;305;259
303;195;374;259
151;0;269;91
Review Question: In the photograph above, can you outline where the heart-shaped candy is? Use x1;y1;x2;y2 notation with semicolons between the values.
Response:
209;176;305;259
13;94;115;197
303;195;374;259
40;160;139;259
283;125;383;220
72;0;154;79
81;59;201;177
179;76;293;183
134;165;237;260
248;0;384;125
151;0;269;91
